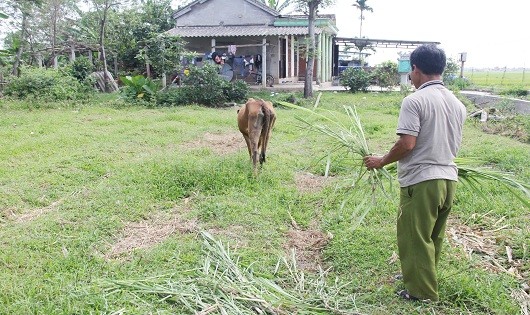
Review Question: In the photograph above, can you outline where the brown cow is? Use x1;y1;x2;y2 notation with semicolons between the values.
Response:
237;98;276;173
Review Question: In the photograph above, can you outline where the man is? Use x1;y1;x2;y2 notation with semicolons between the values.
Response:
363;44;466;302
211;51;234;82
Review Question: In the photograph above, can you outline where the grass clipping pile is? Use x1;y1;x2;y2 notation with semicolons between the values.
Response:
103;231;361;314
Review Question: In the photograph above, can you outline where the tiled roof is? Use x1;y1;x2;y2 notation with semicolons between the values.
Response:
166;25;320;37
173;0;280;19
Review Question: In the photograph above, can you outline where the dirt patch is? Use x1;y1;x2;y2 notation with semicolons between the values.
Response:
181;132;246;155
283;220;332;272
294;172;329;193
105;201;197;260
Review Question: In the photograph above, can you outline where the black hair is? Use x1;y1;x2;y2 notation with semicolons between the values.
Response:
409;44;446;75
211;51;221;64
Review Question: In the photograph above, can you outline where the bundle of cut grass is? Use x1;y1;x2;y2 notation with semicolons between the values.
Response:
102;231;362;314
277;101;393;197
278;101;530;210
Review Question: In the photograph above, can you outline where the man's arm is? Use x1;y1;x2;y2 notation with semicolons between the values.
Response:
363;134;416;169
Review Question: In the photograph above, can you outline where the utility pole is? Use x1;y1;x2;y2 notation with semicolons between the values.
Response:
459;52;467;78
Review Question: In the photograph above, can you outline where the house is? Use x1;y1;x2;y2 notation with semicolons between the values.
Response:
167;0;338;87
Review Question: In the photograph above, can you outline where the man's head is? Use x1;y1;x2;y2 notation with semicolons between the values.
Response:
409;44;446;75
211;51;223;65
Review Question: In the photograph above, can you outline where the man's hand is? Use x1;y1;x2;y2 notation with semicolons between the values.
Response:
363;134;416;170
363;155;385;170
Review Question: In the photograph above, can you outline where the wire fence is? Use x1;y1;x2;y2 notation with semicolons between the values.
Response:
464;68;529;90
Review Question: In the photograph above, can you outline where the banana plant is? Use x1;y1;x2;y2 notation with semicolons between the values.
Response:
119;75;158;101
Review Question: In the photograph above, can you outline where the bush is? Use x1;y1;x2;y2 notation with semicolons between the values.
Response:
155;87;185;106
445;74;471;91
222;79;249;103
452;77;471;90
499;86;528;98
372;61;399;90
339;67;372;93
70;56;94;82
125;64;251;107
176;64;249;107
4;66;91;100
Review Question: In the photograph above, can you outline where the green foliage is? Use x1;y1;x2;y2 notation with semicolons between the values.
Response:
339;67;372;92
260;0;293;12
155;87;186;106
136;34;186;78
451;77;471;90
499;86;528;97
222;79;250;103
372;61;398;90
120;75;159;102
152;66;250;107
175;64;249;106
4;66;91;101
443;57;460;82
179;64;227;106
69;56;94;82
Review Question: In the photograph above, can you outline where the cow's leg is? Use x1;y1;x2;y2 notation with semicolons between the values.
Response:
249;112;264;172
243;134;252;159
259;111;276;165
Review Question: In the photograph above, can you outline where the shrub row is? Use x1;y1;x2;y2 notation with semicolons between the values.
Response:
4;66;94;101
122;64;250;107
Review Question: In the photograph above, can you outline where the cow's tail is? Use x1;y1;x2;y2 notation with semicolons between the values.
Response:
259;99;272;164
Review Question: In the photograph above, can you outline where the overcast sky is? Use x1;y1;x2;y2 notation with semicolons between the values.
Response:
321;0;529;69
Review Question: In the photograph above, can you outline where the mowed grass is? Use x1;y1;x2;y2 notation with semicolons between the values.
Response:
0;92;528;314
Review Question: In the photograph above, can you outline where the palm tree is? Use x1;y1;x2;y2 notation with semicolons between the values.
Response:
259;0;293;12
353;0;373;38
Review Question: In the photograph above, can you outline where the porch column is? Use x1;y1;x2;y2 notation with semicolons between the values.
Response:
211;38;216;53
284;35;288;80
262;38;267;88
290;35;295;79
322;33;327;82
317;32;322;84
295;37;300;81
325;34;331;82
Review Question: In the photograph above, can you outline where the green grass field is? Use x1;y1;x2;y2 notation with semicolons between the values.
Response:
0;92;528;314
464;69;530;93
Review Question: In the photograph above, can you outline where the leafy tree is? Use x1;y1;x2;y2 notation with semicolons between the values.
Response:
293;0;335;98
1;0;44;75
0;11;11;65
136;33;186;84
41;0;81;68
88;0;124;92
77;0;175;78
352;0;372;38
443;57;460;82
